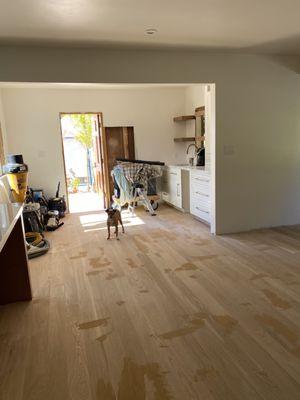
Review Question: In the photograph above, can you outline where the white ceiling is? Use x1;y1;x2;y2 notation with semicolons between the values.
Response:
0;83;201;89
0;0;299;54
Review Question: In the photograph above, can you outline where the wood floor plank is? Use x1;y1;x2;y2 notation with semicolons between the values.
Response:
0;205;299;399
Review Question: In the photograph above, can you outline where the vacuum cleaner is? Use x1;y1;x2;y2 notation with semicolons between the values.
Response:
3;154;28;202
25;232;50;259
48;182;66;218
3;154;51;259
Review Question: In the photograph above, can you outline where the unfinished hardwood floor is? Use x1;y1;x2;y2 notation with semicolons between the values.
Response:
0;205;300;400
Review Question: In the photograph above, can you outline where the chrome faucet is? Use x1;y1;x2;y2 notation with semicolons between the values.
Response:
186;143;197;155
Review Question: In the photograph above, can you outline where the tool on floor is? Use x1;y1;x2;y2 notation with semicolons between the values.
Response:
48;182;67;218
45;210;64;231
25;187;65;232
25;232;50;259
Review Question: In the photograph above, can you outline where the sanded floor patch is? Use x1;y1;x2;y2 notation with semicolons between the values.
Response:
261;289;291;310
212;315;238;335
98;358;172;400
291;347;300;358
250;273;269;281
192;255;219;262
89;257;111;268
158;315;206;340
193;239;211;246
86;270;104;276
77;318;110;330
96;331;112;343
255;314;298;345
106;272;119;280
70;251;87;260
194;366;219;382
175;262;197;272
126;257;140;268
148;228;177;241
132;235;149;253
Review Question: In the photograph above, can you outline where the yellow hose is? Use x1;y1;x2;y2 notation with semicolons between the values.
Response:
25;232;43;247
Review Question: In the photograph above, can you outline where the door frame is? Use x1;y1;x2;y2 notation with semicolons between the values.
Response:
0;122;5;172
58;111;109;212
96;113;110;208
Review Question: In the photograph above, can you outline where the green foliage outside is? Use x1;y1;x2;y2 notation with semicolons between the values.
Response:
62;114;94;190
71;114;93;150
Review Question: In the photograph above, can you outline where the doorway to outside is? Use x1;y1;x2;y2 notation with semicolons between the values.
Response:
60;113;105;213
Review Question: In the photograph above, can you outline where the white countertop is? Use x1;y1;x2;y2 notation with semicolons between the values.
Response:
0;202;23;253
167;165;210;173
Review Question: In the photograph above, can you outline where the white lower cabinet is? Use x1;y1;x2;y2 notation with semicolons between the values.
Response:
190;169;210;223
162;167;182;209
163;166;210;225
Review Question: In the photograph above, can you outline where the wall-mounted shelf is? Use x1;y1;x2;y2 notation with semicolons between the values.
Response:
174;137;195;142
195;106;205;116
173;115;196;122
174;136;205;143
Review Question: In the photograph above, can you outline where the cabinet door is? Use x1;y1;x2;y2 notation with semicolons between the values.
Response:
162;168;182;208
162;169;171;202
169;169;182;208
190;171;210;223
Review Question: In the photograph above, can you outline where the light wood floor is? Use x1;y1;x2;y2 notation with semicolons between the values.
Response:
0;205;300;400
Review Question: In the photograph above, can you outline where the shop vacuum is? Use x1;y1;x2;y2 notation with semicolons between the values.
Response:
3;154;29;202
48;182;67;218
3;154;50;259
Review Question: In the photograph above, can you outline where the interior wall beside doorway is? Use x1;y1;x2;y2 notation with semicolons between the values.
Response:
1;86;190;197
0;91;7;170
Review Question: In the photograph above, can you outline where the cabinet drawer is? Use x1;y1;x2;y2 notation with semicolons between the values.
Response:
191;172;210;184
166;168;180;179
190;179;210;197
191;184;210;199
191;176;210;187
190;203;210;223
191;193;210;212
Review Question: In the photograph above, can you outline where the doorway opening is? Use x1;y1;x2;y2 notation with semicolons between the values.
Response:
60;113;105;213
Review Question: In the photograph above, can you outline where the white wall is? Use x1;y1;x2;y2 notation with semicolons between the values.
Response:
185;85;205;138
1;86;187;196
0;47;299;233
0;90;8;158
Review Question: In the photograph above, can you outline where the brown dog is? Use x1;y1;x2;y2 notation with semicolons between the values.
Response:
106;208;125;240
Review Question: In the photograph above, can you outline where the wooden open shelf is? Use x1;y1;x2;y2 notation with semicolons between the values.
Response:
173;115;196;122
174;136;205;143
174;137;195;143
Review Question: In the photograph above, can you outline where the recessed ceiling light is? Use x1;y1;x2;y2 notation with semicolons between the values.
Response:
145;28;158;35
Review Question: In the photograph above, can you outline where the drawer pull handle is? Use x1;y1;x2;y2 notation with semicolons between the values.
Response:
170;172;177;175
196;206;209;214
195;191;209;197
194;177;209;182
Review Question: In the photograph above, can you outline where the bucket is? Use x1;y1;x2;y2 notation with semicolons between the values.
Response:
3;154;29;203
6;171;29;202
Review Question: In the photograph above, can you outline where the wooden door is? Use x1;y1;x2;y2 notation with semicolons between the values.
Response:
104;127;135;204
